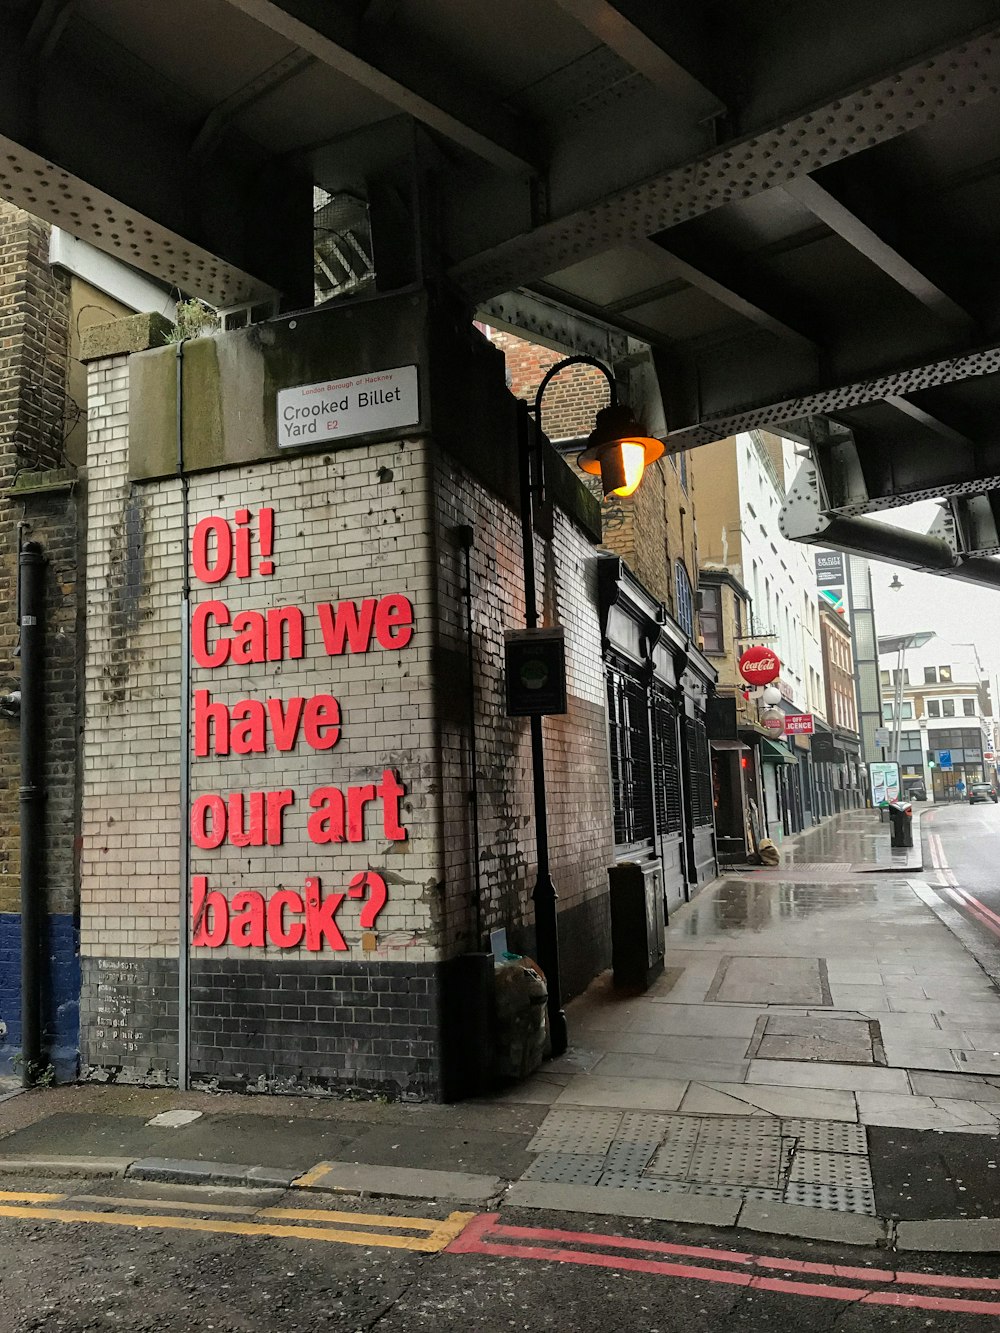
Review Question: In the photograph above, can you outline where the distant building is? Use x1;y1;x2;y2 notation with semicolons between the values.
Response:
879;637;994;800
817;603;864;813
691;430;829;841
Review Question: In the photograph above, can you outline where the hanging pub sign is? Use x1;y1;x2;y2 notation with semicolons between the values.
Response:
761;708;785;736
505;627;567;716
738;645;781;686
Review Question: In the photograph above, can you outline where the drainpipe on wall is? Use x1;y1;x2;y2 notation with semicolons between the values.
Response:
18;540;46;1084
176;340;191;1091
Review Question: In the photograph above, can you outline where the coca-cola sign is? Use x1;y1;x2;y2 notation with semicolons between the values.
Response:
738;645;781;685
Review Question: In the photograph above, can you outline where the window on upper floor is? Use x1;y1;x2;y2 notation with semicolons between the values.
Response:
675;561;695;637
943;698;956;717
924;666;937;684
880;670;891;687
940;665;953;682
964;698;976;716
927;700;941;717
699;585;723;653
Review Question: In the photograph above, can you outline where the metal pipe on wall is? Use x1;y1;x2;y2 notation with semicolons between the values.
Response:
18;540;46;1084
176;341;191;1091
516;401;567;1057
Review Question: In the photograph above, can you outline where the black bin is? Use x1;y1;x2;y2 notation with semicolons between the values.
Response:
888;801;913;849
610;860;665;991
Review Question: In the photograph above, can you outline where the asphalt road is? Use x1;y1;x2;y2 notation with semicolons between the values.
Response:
3;1174;1000;1332
923;800;1000;944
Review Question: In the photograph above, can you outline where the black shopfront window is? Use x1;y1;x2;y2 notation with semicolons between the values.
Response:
606;656;655;846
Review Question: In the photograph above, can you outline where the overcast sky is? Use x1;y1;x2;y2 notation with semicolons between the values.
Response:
867;502;1000;690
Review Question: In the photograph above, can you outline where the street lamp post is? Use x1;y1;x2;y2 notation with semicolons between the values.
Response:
520;356;663;1059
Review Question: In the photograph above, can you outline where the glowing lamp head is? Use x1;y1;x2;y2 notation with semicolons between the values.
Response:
577;403;664;498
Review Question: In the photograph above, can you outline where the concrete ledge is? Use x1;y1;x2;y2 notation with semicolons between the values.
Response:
293;1161;503;1203
80;310;174;362
896;1218;1000;1252
0;1156;132;1179
737;1199;886;1246
127;1158;298;1189
504;1180;741;1227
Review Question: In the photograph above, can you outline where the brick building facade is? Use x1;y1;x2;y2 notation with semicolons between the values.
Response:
492;329;716;916
0;203;80;1078
77;297;615;1096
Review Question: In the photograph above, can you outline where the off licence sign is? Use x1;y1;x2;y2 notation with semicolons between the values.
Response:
785;714;814;735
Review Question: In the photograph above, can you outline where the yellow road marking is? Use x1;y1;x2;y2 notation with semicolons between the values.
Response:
0;1203;475;1252
258;1206;443;1230
0;1191;67;1204
291;1161;332;1188
74;1194;260;1216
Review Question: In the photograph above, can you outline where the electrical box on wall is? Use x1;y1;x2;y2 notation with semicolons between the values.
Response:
505;628;567;716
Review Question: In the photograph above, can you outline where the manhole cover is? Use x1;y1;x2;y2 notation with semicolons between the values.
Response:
750;1014;881;1064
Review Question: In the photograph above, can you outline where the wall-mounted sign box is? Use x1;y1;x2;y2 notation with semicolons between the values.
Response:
785;713;814;735
277;365;419;447
505;628;567;716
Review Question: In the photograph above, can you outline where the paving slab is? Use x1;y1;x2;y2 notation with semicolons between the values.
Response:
293;1161;503;1202
896;1218;1000;1251
907;1070;1000;1100
553;1075;687;1112
747;1060;909;1093
737;1198;886;1245
504;1179;741;1227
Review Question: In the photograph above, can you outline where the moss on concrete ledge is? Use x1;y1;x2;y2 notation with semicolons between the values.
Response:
80;311;174;362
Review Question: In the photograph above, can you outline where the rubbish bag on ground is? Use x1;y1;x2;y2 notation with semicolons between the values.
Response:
492;953;549;1080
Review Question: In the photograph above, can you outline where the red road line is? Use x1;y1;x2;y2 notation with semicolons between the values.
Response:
483;1219;754;1266
945;886;1000;940
448;1215;1000;1315
950;883;1000;932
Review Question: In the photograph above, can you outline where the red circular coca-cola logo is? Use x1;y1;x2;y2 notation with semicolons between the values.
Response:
738;645;781;685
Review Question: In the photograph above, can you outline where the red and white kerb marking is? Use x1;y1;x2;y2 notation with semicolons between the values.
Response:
448;1215;1000;1316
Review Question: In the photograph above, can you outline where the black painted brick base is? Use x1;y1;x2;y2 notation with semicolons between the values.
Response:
79;955;491;1100
508;889;612;1006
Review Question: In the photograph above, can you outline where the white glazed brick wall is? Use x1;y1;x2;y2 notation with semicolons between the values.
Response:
82;355;183;959
433;448;613;956
82;352;613;977
82;351;443;964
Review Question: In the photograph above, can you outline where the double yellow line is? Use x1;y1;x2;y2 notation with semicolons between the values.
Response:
0;1190;473;1252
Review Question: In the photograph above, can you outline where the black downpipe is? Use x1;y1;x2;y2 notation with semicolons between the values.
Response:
516;401;567;1057
19;540;46;1085
456;526;484;946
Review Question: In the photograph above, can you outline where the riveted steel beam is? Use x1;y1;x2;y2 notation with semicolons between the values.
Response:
784;175;975;334
0;136;279;307
477;289;630;362
222;0;539;174
787;417;1000;517
779;457;1000;589
551;0;725;121
451;27;1000;299
662;340;1000;451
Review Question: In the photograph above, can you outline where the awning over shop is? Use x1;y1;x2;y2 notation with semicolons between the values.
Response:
761;739;798;765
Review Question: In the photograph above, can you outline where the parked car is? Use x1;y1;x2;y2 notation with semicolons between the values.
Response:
968;782;999;804
906;781;927;802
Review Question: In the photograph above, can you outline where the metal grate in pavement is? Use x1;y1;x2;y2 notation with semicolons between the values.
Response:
520;1151;606;1185
782;1119;867;1155
789;1149;874;1191
784;1182;876;1214
525;1109;622;1155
